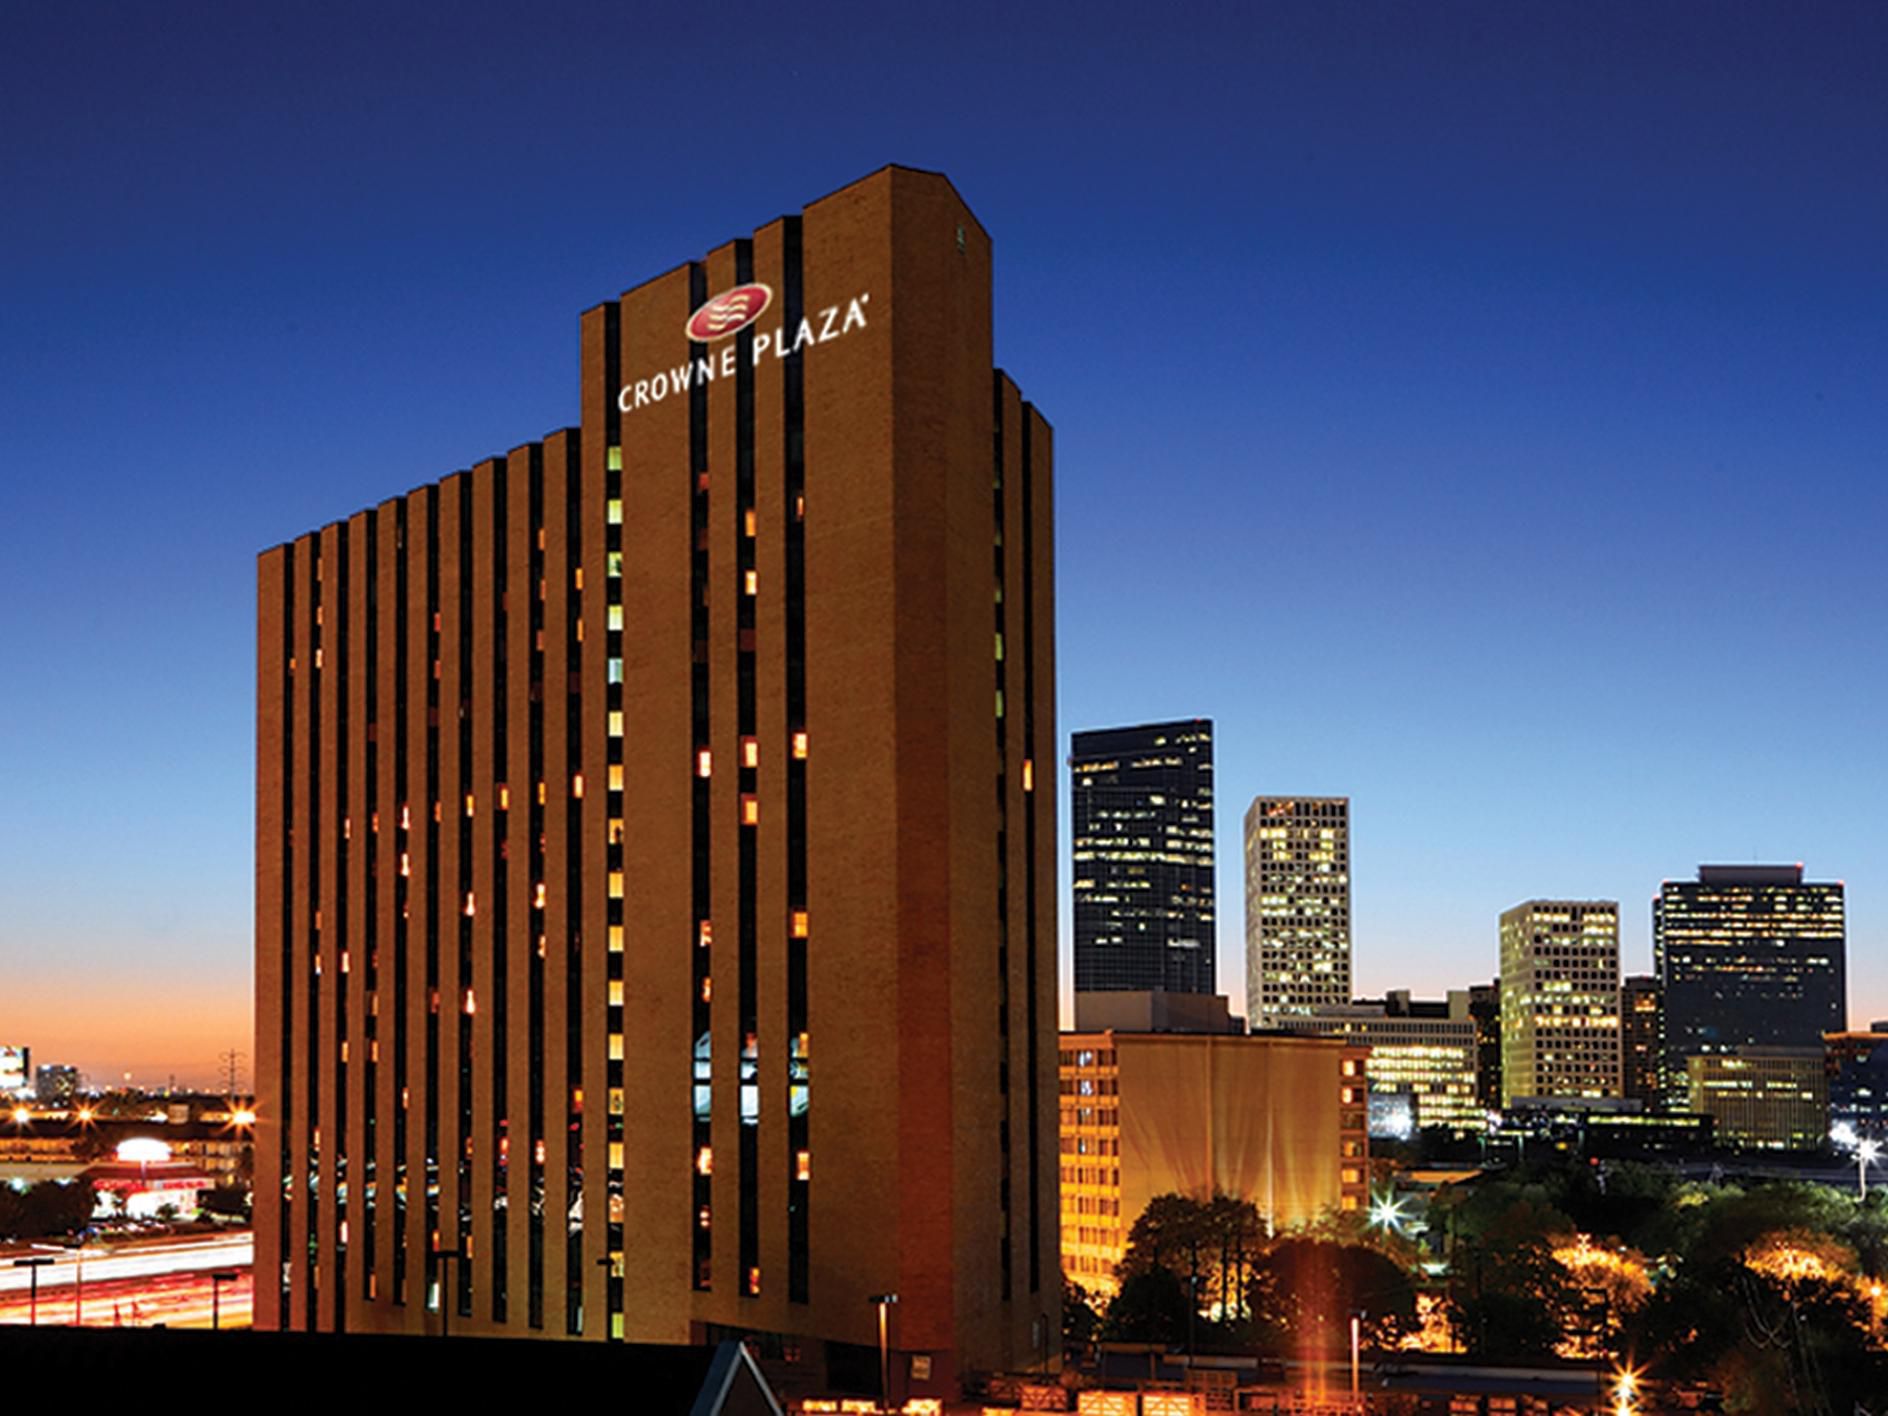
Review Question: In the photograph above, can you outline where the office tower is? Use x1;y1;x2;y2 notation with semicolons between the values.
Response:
255;167;1058;1389
1498;901;1621;1105
1655;864;1846;1107
0;1047;27;1099
1058;1030;1367;1294
1069;720;1215;998
1245;797;1351;1024
1686;1047;1829;1151
34;1064;80;1106
1466;981;1502;1110
1827;1025;1888;1142
1268;992;1482;1134
1620;975;1663;1109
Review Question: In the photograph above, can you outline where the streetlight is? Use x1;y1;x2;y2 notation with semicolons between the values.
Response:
12;1257;53;1326
867;1292;899;1413
1859;1139;1881;1201
1349;1311;1363;1402
432;1247;463;1339
67;1237;85;1326
1369;1192;1406;1234
1612;1365;1640;1416
210;1269;239;1330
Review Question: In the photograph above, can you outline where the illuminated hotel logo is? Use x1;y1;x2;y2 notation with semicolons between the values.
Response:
684;283;773;342
619;289;873;415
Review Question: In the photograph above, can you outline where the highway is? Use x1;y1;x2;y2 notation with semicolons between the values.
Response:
0;1231;253;1328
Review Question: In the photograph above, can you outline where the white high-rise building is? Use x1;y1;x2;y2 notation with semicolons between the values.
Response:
1245;796;1351;1024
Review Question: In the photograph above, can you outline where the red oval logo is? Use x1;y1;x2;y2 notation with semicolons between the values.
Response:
684;283;774;343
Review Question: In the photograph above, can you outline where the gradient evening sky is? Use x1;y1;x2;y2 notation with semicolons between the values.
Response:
2;4;1883;1087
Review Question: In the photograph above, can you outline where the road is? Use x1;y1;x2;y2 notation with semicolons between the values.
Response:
0;1231;253;1328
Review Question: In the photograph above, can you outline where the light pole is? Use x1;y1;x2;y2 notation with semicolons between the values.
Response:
68;1238;85;1326
1859;1139;1881;1201
1349;1311;1362;1402
868;1292;899;1413
432;1247;463;1339
12;1257;52;1326
210;1269;239;1330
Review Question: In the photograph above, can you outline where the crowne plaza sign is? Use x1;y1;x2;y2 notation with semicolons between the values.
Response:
617;284;873;414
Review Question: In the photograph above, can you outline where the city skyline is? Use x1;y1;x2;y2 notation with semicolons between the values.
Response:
4;4;1886;1084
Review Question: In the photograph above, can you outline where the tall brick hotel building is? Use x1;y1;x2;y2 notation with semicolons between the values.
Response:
255;167;1058;1392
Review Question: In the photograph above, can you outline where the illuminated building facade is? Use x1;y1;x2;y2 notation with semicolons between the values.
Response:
1244;796;1351;1023
1070;720;1215;996
1057;1030;1366;1294
1498;901;1621;1105
1266;992;1483;1134
34;1065;80;1105
0;1046;28;1099
255;167;1059;1388
1655;865;1846;1107
1686;1047;1828;1150
1826;1026;1888;1142
1621;974;1663;1109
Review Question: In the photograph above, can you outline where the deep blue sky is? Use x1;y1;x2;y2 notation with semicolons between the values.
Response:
2;3;1882;1084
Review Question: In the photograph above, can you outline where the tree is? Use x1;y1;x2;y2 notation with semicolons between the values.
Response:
1118;1191;1264;1328
1062;1274;1101;1350
1101;1265;1191;1344
0;1179;94;1240
1246;1237;1418;1355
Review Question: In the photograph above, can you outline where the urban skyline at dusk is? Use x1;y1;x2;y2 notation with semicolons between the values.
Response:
4;4;1885;1087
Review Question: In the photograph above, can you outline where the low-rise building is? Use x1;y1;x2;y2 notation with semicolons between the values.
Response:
1265;991;1482;1134
1686;1046;1828;1150
1826;1026;1888;1142
1059;1029;1367;1295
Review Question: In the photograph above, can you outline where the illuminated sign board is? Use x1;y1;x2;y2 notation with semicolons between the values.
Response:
617;287;873;416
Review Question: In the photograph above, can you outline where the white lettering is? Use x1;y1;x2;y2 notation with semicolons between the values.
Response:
842;295;869;334
651;371;669;401
752;330;772;364
635;379;650;410
793;318;815;353
817;305;840;342
695;356;715;385
670;362;693;391
617;386;633;413
720;345;737;377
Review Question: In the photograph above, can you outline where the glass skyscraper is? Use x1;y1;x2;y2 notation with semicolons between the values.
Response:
1069;720;1215;995
1245;796;1352;1023
1655;864;1846;1106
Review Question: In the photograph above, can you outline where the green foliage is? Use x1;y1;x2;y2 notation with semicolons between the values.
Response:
1100;1265;1192;1344
0;1179;95;1239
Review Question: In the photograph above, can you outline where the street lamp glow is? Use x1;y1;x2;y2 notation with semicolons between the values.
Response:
1860;1139;1882;1201
1613;1366;1640;1416
1369;1193;1406;1233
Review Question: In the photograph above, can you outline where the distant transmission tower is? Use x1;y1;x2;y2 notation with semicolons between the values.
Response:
221;1048;247;1097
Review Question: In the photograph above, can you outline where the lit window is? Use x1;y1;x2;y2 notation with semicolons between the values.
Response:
741;795;759;826
796;1150;811;1182
464;793;475;816
701;977;712;1002
608;658;622;684
744;570;758;597
606;446;622;472
698;921;712;948
608;1088;623;1115
609;980;623;1007
609;872;624;899
607;498;622;524
608;605;623;631
609;1034;623;1062
792;730;808;760
464;892;476;917
571;774;584;798
791;911;809;939
537;780;548;805
608;925;624;953
464;989;477;1015
609;1142;624;1169
496;785;509;810
994;632;1004;660
696;1146;713;1176
1022;760;1034;792
607;551;622;577
697;748;712;778
608;711;623;737
608;764;623;791
746;1267;761;1295
534;882;547;910
743;508;757;537
741;737;758;768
